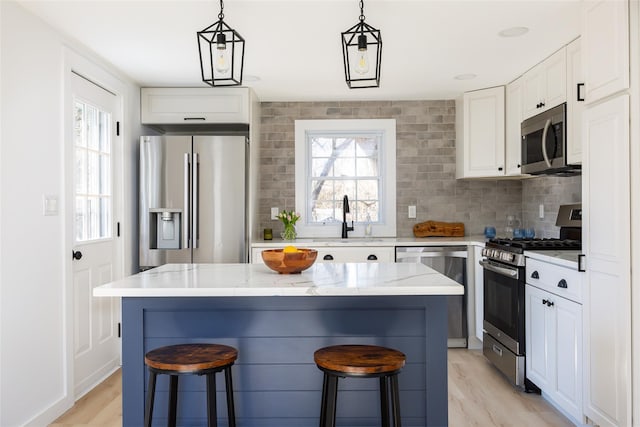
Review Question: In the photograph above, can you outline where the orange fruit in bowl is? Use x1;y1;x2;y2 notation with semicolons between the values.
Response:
283;245;298;253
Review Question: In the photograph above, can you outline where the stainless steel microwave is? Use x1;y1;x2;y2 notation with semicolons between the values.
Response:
521;103;580;175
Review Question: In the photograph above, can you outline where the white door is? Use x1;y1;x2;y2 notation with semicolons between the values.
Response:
70;73;122;397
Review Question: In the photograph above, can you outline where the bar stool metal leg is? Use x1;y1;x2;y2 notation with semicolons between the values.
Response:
390;374;402;427
319;373;329;427
326;375;339;427
224;366;236;427
206;372;217;427
145;371;157;427
380;376;390;427
168;375;179;427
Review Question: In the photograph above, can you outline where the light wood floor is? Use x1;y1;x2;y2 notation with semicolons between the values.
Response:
51;349;573;427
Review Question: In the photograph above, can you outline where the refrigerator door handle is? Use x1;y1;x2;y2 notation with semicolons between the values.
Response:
184;153;191;249
192;152;199;249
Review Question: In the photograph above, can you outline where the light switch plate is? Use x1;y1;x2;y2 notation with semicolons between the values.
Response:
408;205;417;219
271;207;279;220
43;194;59;216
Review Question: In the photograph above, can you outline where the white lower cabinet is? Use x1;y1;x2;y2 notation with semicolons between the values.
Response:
525;259;583;423
251;245;394;264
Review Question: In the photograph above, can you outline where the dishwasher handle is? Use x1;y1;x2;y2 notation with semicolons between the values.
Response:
395;248;468;261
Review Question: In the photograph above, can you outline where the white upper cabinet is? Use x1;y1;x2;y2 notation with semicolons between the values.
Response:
522;48;567;120
505;76;525;176
455;86;505;178
141;87;251;124
581;0;629;104
566;38;584;165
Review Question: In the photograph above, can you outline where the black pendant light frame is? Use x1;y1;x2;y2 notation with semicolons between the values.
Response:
197;0;245;87
341;0;382;89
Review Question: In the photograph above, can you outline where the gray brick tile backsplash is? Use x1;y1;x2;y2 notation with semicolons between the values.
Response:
257;100;581;239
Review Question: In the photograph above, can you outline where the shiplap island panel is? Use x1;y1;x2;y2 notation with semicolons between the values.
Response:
95;263;462;426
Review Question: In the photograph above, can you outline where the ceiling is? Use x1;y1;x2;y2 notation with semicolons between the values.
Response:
16;0;581;102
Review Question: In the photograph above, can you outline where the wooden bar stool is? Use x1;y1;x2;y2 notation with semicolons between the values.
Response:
314;344;406;427
144;343;237;427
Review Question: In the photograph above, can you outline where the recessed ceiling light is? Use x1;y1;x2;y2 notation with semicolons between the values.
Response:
498;27;529;38
243;75;261;82
454;74;477;81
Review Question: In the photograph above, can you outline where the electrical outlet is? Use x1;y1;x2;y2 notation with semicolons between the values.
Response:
271;207;279;220
408;205;417;219
538;204;544;219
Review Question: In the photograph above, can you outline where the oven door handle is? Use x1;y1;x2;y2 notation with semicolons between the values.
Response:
479;260;519;279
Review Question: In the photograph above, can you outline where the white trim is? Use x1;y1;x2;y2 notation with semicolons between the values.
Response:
295;119;396;238
63;46;126;410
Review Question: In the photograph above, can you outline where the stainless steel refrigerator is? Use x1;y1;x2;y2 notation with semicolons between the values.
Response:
139;135;248;269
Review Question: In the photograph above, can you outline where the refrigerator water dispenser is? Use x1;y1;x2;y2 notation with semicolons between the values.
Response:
149;209;181;249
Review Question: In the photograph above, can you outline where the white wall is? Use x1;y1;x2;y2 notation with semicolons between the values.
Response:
0;2;140;425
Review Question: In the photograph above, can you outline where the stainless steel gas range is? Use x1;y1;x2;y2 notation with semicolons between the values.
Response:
480;204;582;390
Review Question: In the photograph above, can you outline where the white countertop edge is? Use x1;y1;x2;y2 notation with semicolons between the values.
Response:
251;236;487;248
93;286;463;298
525;250;582;269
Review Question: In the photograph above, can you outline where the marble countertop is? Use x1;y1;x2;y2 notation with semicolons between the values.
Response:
525;250;583;269
94;262;464;298
252;235;487;247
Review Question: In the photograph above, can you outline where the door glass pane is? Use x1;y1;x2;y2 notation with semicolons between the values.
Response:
74;98;111;242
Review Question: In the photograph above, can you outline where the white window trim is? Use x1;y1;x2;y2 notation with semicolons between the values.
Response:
294;119;396;238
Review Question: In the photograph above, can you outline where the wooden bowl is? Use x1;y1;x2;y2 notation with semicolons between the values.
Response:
261;248;318;274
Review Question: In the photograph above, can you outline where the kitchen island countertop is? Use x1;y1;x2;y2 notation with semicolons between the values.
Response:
94;262;464;297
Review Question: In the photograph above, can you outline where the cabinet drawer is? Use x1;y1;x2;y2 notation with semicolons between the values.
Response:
251;246;394;264
526;258;582;303
141;87;250;124
317;247;394;263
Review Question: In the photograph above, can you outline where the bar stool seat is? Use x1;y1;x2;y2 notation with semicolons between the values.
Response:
314;344;406;427
144;343;237;427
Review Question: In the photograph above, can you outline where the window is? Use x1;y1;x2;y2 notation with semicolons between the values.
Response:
74;100;112;241
295;119;396;238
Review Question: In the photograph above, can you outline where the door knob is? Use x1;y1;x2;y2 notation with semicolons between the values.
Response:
72;250;83;260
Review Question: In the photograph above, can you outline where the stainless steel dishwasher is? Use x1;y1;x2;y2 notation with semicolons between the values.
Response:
395;246;468;348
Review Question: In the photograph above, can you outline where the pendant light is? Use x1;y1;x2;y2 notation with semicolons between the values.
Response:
197;0;245;87
341;0;382;89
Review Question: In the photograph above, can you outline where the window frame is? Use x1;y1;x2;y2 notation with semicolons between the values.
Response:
294;119;396;238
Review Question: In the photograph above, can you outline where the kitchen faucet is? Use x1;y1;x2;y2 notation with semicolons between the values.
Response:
341;195;354;238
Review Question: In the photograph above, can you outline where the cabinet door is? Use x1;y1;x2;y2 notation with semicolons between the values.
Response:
582;95;631;427
582;0;629;103
505;77;524;176
522;49;567;120
554;296;583;422
456;87;505;178
522;65;543;120
141;87;250;124
525;284;554;390
542;48;567;111
566;38;584;165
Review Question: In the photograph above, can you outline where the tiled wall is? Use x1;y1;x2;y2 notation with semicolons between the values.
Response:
258;100;523;238
522;175;582;238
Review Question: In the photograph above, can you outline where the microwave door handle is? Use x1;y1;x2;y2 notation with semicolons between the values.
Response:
541;118;553;168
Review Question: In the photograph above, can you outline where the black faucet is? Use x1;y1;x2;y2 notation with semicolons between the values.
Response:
341;195;354;238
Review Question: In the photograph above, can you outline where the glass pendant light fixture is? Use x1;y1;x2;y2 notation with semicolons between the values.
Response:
197;0;245;86
341;0;382;89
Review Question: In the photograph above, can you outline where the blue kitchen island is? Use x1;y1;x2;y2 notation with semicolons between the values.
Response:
94;262;463;427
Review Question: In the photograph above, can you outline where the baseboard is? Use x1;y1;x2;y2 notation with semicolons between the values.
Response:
24;394;73;427
74;359;120;399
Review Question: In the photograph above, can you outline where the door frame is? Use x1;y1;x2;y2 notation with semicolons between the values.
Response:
62;47;126;403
